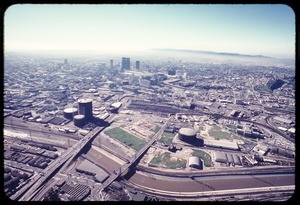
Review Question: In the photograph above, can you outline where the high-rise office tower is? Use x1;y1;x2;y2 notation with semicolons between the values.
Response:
121;57;130;70
110;60;113;69
135;61;140;70
64;59;68;65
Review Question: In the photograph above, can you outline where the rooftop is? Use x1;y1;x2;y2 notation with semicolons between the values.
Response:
179;128;196;137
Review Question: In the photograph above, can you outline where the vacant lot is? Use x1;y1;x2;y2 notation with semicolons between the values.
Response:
208;125;231;140
158;132;175;144
150;125;161;137
104;127;146;151
150;152;186;169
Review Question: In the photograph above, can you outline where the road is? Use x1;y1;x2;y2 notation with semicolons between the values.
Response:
265;115;293;140
97;116;172;193
126;171;294;194
4;116;81;140
16;114;115;201
162;81;294;143
5;93;295;201
182;110;295;143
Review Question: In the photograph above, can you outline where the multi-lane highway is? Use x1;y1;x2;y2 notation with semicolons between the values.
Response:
182;110;295;143
15;115;115;201
5;99;295;201
125;170;294;198
99;116;172;192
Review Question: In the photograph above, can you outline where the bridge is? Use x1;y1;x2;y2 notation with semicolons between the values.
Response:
15;115;115;201
98;116;172;193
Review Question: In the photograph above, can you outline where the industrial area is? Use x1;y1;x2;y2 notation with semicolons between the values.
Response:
3;51;295;201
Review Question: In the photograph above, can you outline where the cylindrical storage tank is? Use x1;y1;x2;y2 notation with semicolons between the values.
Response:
74;114;85;127
178;127;197;143
63;107;78;120
78;98;93;121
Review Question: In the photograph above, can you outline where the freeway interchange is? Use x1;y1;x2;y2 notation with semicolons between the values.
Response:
4;108;295;201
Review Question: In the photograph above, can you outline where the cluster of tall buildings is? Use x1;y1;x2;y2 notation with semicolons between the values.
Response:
92;57;140;71
120;57;140;70
121;57;131;70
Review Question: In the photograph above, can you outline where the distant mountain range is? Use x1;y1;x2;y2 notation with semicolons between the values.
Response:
151;48;273;59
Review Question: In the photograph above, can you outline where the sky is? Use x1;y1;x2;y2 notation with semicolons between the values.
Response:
4;4;295;59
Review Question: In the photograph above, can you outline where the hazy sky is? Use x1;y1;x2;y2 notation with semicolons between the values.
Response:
4;4;295;58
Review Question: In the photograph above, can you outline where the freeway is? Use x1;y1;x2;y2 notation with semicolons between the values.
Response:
126;170;294;196
162;81;294;143
16;115;114;201
182;110;295;143
265;115;292;139
6;96;295;201
99;116;172;192
136;165;295;178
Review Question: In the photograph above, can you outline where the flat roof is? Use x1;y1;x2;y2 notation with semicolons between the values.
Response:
204;139;239;150
76;159;109;183
111;102;122;109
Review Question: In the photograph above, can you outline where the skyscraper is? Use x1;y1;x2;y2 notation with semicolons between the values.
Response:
121;57;130;70
64;59;68;65
135;61;140;70
110;60;113;69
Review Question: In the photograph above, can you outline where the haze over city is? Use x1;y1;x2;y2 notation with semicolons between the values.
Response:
5;4;295;59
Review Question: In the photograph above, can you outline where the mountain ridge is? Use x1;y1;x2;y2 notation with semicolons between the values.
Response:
151;48;273;59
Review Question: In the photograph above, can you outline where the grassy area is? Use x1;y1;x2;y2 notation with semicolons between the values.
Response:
163;132;175;138
150;152;186;169
208;125;231;140
158;137;173;144
260;85;271;92
104;127;146;151
158;132;175;144
152;125;161;133
150;125;161;137
226;124;236;131
192;149;212;167
225;125;244;140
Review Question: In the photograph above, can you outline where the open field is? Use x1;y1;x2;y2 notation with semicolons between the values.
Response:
150;152;186;169
150;125;161;137
104;127;146;151
192;149;212;167
158;132;175;144
209;125;231;140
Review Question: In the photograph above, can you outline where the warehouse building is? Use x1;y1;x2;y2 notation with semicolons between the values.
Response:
60;182;91;201
204;139;239;150
215;152;242;166
76;159;109;183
